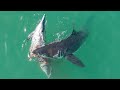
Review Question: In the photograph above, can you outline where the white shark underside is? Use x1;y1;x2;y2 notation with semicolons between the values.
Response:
27;14;52;78
28;14;46;58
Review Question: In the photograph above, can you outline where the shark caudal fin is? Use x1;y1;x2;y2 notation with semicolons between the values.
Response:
80;14;96;33
65;54;85;67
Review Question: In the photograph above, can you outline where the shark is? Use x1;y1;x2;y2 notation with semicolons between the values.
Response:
24;14;52;78
25;14;94;78
33;28;88;68
33;14;95;69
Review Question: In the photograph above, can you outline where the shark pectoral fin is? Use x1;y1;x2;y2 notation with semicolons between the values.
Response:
65;54;85;67
40;62;52;78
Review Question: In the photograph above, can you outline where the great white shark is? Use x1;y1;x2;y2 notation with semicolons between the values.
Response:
24;14;94;78
33;28;88;67
27;14;46;59
25;14;52;78
33;15;95;69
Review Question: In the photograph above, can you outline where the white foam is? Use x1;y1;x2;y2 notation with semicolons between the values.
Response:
20;16;23;21
61;30;67;35
4;41;7;56
54;30;67;42
21;39;27;48
45;20;47;25
63;17;69;20
22;44;24;48
24;27;27;32
55;33;61;41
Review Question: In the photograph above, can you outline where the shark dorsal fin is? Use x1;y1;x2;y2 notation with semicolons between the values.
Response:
71;22;77;35
72;29;77;35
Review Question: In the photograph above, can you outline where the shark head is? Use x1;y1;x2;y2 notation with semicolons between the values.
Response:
35;14;46;33
27;14;47;60
40;14;46;32
33;47;42;55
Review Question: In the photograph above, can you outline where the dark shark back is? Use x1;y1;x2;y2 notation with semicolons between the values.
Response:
33;15;94;58
33;29;88;57
62;29;88;55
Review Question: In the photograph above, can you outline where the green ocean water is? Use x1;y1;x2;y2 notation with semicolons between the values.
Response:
0;11;120;79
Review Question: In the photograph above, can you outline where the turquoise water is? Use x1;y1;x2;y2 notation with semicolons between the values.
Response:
0;11;120;79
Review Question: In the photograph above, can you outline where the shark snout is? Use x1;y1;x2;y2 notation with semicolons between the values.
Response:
41;14;46;23
33;49;39;55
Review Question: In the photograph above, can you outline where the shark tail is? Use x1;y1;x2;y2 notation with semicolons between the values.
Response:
80;14;96;34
